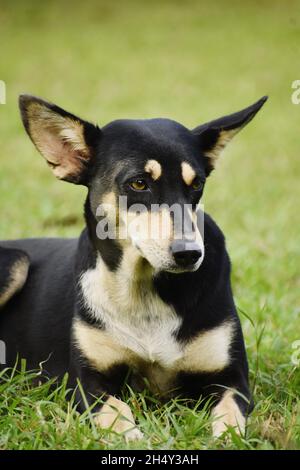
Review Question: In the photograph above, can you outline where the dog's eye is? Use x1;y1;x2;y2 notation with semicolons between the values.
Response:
191;177;203;191
129;179;148;191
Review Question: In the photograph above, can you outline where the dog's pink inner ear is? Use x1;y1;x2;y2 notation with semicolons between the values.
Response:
27;103;91;182
33;124;89;181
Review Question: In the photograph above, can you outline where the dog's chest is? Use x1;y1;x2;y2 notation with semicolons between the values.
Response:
80;261;183;368
105;313;182;367
78;259;234;394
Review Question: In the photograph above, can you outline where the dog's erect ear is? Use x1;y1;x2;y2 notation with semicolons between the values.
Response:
192;96;268;175
19;95;101;184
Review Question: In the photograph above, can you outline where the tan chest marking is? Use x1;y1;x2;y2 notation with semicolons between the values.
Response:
73;319;234;393
175;321;234;373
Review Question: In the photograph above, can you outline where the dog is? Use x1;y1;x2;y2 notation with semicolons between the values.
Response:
0;94;267;440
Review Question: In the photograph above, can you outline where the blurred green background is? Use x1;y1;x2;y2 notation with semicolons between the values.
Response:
0;0;299;448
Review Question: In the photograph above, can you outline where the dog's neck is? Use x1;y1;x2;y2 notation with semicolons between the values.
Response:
78;234;167;326
83;197;122;271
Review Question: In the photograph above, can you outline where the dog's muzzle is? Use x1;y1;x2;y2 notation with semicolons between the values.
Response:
171;240;203;269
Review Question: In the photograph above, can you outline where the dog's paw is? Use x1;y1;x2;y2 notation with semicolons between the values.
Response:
124;427;144;442
212;390;246;439
95;396;143;442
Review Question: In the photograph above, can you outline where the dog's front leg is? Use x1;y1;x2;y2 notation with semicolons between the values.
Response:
71;356;143;442
211;389;246;438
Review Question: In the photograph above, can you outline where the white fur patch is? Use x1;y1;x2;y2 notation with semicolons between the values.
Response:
80;255;182;367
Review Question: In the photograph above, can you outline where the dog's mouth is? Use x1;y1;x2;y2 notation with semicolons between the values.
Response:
163;258;203;274
164;266;199;274
134;242;204;274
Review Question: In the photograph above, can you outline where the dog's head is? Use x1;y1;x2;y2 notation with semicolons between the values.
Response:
19;95;267;274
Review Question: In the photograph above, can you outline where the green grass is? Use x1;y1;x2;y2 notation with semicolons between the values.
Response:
0;0;299;450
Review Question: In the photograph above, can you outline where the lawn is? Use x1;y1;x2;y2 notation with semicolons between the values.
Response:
0;0;299;450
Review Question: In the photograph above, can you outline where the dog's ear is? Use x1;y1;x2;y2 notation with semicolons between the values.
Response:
19;95;101;184
192;96;268;175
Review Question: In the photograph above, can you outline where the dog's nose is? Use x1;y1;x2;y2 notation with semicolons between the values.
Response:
171;241;202;268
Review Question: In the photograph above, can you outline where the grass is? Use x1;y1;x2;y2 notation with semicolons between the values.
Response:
0;0;299;450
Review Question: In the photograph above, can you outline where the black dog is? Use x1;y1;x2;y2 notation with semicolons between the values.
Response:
0;95;267;440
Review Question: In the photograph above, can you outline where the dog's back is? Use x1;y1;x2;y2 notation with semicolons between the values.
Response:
0;238;78;377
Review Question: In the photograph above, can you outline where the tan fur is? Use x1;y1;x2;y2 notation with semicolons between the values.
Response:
27;102;89;179
101;191;116;207
73;320;136;371
204;129;238;168
181;162;196;186
124;207;173;241
212;390;246;437
144;159;162;180
95;396;143;441
118;206;175;270
176;321;234;373
101;191;118;227
0;258;29;308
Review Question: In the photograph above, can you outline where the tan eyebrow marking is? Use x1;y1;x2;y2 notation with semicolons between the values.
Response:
181;162;196;186
145;159;162;181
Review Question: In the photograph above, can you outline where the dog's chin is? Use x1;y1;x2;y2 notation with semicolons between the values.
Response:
164;263;201;274
152;259;203;275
